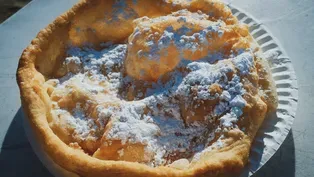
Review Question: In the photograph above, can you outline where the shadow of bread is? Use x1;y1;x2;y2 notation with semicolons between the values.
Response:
0;108;53;177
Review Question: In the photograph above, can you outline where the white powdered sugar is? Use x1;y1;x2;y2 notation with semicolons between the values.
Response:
49;11;256;166
134;10;224;61
52;104;99;140
232;52;254;75
50;43;254;166
105;102;161;145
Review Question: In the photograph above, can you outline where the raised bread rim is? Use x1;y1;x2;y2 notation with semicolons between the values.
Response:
16;0;272;176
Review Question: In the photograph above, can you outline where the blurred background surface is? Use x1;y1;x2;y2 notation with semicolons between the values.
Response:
0;0;31;23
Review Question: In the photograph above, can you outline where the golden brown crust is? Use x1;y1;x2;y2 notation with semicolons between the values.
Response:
16;0;277;176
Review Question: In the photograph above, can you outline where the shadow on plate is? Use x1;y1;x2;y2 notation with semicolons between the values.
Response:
252;130;295;177
0;107;53;177
240;111;296;177
250;111;295;177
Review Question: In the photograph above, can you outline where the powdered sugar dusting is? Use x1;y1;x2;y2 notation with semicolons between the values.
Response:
134;10;225;62
47;10;256;166
48;42;254;166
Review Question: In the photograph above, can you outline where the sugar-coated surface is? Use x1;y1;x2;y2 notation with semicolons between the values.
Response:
48;41;253;165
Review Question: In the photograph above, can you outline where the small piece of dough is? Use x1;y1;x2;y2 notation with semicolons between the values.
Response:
93;120;154;162
125;10;253;81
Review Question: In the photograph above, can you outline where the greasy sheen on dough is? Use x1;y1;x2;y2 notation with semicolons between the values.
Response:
16;0;278;177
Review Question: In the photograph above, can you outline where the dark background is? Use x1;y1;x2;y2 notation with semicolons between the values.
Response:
0;0;31;23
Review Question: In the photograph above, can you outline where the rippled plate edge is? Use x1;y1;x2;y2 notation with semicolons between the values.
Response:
230;5;299;177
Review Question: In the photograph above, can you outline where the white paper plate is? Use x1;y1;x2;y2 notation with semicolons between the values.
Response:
23;5;298;177
228;5;298;177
